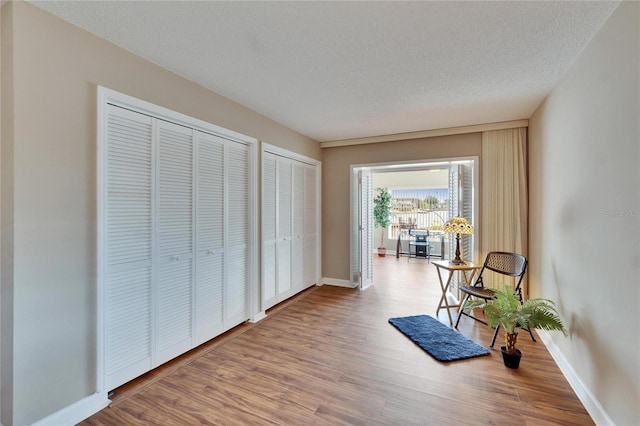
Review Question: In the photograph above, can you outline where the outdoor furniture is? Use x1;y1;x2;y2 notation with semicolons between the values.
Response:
409;231;430;259
396;229;445;261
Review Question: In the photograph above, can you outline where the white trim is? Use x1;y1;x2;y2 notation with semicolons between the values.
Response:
537;330;614;426
249;311;267;323
314;162;323;287
95;88;107;394
322;277;355;288
262;142;321;166
320;119;529;148
248;135;260;322
99;86;258;146
31;392;110;426
351;156;479;171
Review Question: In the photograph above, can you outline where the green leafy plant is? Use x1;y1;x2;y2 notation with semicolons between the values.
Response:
373;187;392;247
464;286;567;354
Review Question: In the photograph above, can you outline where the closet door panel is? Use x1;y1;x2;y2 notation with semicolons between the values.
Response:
225;249;248;325
194;132;225;344
225;143;250;325
104;105;153;389
291;162;305;291
262;153;278;306
155;121;194;363
276;158;292;295
194;252;223;344
276;241;291;296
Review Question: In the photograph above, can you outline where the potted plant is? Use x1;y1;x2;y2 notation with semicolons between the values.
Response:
464;286;567;368
373;187;392;257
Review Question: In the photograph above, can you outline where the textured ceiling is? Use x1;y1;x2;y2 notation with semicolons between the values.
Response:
30;1;619;142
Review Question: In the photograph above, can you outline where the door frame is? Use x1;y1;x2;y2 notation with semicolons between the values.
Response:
350;157;479;289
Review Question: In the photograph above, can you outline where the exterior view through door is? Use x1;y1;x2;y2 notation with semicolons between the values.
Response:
351;159;477;290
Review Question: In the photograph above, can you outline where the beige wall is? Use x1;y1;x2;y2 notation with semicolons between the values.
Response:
0;3;4;422
321;133;481;280
0;2;318;424
528;2;639;424
1;3;14;423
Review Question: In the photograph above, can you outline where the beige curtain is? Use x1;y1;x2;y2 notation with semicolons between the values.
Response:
481;127;528;292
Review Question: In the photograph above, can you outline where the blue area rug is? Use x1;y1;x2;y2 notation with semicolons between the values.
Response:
388;315;490;362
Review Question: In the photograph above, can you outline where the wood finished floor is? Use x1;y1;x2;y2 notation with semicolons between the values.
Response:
82;256;593;425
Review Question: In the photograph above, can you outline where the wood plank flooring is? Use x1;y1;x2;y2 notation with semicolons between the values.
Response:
82;256;593;425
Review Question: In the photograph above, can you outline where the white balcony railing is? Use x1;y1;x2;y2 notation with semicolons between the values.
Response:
389;210;449;240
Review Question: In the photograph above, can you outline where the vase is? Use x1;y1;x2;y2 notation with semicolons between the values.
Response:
500;346;522;369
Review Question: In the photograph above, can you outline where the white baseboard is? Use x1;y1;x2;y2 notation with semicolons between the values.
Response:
250;311;267;323
32;391;110;426
537;330;614;426
322;277;356;288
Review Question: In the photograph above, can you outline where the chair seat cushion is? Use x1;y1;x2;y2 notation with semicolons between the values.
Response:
460;285;496;299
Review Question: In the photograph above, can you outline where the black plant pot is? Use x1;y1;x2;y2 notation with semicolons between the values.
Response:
500;346;522;369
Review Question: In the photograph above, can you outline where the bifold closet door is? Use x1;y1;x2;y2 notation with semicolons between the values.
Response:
262;151;320;310
103;97;256;392
262;153;278;306
194;132;225;345
104;105;154;390
276;158;292;296
359;170;374;288
225;143;251;325
155;120;194;365
291;162;305;291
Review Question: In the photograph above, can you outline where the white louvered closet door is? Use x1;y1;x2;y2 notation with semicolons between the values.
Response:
460;163;474;263
291;162;305;291
303;164;318;287
104;105;154;390
155;120;194;365
101;88;259;394
194;131;225;345
448;163;474;264
360;170;373;289
351;168;360;287
276;158;293;296
262;152;278;306
225;143;250;325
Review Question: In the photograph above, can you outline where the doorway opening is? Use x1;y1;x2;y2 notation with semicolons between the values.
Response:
350;157;478;289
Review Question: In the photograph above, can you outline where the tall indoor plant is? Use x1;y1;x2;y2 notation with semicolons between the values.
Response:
464;286;567;368
373;187;392;257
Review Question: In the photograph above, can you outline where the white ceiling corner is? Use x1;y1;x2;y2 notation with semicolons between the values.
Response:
29;1;620;142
